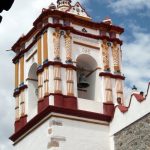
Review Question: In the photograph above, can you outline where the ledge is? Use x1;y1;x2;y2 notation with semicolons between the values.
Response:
10;106;112;142
99;72;125;80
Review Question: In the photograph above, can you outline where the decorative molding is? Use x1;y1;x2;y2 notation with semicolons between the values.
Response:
37;61;77;75
99;72;125;80
73;41;100;50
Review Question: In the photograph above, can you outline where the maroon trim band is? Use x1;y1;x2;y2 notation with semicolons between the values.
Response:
99;72;125;80
10;106;112;142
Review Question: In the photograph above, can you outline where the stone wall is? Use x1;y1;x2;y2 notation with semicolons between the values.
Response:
114;113;150;150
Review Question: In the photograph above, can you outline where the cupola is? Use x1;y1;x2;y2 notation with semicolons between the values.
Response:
57;0;71;11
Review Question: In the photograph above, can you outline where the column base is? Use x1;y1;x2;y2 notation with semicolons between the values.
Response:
38;96;49;113
54;93;77;110
103;102;115;117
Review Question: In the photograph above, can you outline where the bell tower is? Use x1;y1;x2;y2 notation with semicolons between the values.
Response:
10;1;125;150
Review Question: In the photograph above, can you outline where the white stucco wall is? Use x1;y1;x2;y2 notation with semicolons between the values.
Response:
14;114;110;150
110;88;150;135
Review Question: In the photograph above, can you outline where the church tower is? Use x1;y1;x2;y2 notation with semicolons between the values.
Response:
10;1;125;149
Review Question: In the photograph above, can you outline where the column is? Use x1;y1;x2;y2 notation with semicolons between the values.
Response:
20;89;25;116
37;37;42;65
53;28;61;60
38;73;43;99
112;42;121;73
15;96;19;121
15;62;20;120
54;65;62;93
64;30;72;62
66;68;74;96
37;36;43;100
115;79;124;104
101;39;110;71
104;77;113;103
43;31;48;61
19;56;26;116
15;62;19;88
44;67;49;96
20;56;24;84
43;31;49;96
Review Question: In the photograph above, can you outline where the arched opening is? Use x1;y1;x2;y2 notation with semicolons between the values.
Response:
76;54;97;100
27;63;38;120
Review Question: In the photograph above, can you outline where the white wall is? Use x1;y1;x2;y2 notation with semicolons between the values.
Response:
110;88;150;135
14;115;110;150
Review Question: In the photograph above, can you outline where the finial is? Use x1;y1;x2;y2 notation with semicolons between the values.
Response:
132;85;137;91
49;3;56;10
103;17;112;25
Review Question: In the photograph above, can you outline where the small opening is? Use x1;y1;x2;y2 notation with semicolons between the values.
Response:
76;54;97;100
27;63;38;120
53;18;59;24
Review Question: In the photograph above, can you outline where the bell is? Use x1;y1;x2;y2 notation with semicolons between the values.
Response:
78;73;90;88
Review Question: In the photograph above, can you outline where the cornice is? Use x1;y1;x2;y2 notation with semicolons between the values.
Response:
12;23;123;63
12;9;124;52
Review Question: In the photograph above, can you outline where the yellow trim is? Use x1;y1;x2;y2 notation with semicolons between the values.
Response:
37;37;42;65
43;32;48;61
20;57;24;83
15;63;19;88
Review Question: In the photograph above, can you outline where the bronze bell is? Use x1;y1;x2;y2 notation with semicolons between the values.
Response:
77;73;90;88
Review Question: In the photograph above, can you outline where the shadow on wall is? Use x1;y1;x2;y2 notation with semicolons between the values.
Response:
0;0;15;23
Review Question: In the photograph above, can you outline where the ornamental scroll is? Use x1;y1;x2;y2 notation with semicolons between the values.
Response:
101;40;110;71
53;28;61;60
112;42;120;72
64;30;72;62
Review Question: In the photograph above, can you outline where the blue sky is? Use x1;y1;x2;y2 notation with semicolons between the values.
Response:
0;0;149;149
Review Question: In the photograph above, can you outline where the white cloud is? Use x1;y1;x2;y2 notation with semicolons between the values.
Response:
109;0;150;15
122;25;150;93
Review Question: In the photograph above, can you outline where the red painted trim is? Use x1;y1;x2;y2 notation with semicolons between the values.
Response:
15;115;27;133
12;9;124;53
99;72;125;80
103;103;115;117
133;93;145;102
10;106;112;142
38;96;49;113
116;105;128;113
114;82;150;114
37;61;77;75
53;93;78;110
12;22;123;62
